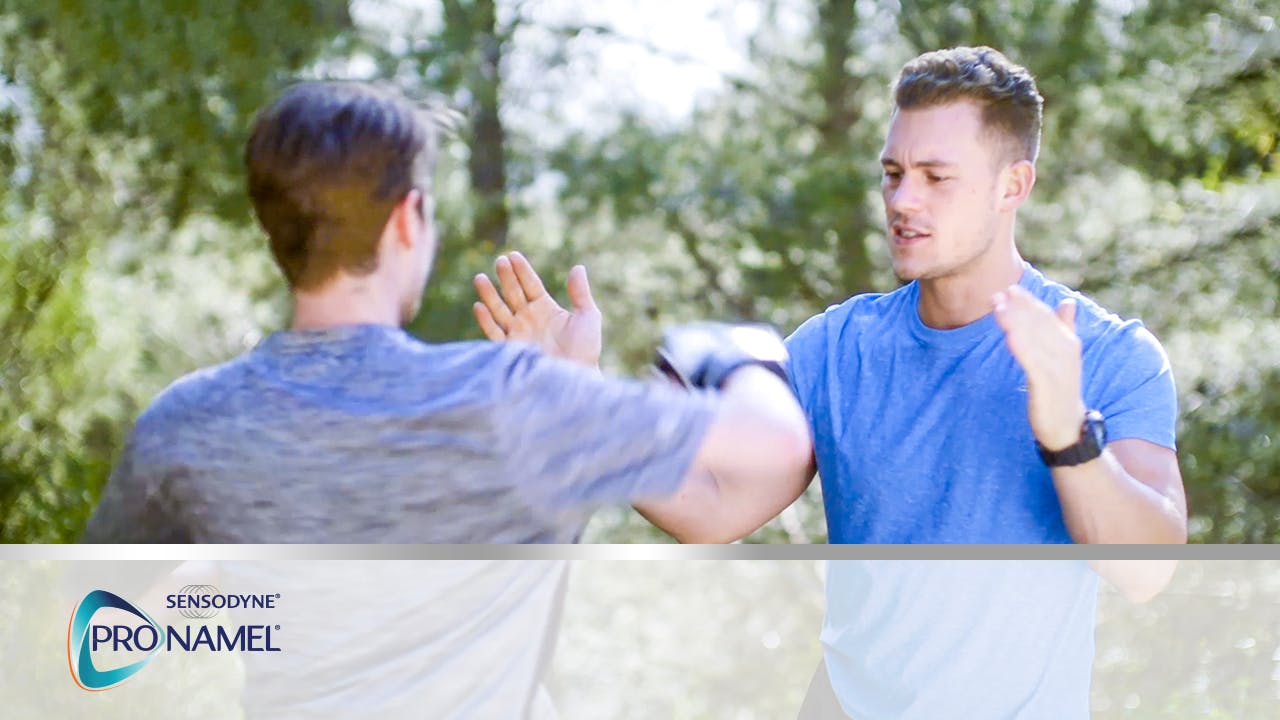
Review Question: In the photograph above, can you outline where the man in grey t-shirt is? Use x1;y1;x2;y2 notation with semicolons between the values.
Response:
83;80;811;545
79;80;812;719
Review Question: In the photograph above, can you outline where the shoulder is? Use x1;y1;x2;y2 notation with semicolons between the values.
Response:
136;356;251;432
433;339;579;385
345;333;540;398
406;339;609;402
787;285;911;354
405;337;533;378
1030;269;1168;362
1029;269;1178;445
1028;268;1172;388
125;354;255;465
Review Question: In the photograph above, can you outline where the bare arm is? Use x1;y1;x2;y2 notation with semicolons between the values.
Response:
1053;439;1187;545
633;366;815;543
1089;559;1179;604
993;285;1188;546
474;252;815;543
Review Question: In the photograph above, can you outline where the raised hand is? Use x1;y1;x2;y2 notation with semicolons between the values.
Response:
472;251;602;369
992;285;1088;451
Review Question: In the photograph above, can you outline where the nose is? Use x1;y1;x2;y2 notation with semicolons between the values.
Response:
887;174;923;216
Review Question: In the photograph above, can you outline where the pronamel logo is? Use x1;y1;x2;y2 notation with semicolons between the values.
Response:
67;590;166;691
67;588;282;691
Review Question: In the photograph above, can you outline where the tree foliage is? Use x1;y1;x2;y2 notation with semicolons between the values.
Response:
0;0;352;540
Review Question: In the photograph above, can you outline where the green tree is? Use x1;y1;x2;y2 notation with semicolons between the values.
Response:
0;0;352;541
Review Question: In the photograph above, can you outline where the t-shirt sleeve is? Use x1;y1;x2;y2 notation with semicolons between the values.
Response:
785;312;827;416
81;425;192;543
494;348;720;512
1084;320;1178;451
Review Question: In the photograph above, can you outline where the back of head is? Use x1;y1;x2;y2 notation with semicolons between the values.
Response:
245;82;437;291
892;46;1043;165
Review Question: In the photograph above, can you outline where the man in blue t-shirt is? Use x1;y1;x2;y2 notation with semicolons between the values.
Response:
787;47;1185;720
784;47;1187;546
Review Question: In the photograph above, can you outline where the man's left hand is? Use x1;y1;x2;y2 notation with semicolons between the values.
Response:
473;251;603;369
992;285;1087;451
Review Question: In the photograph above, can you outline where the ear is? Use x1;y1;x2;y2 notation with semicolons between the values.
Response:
390;188;424;251
997;159;1036;213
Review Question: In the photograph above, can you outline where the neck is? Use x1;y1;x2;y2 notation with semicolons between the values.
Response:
290;275;401;331
917;241;1024;330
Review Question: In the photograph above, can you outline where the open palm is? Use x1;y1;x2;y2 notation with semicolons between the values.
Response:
472;252;602;368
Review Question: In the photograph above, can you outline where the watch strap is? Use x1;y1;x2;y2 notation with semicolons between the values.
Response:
1037;410;1106;467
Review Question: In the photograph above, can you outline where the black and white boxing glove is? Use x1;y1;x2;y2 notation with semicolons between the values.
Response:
653;322;790;390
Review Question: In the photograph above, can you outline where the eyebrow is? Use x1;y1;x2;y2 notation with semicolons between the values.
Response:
880;158;959;169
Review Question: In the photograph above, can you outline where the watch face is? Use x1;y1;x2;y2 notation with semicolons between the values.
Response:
1085;411;1107;447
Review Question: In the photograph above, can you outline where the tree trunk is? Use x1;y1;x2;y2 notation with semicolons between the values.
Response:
462;0;510;249
815;0;874;296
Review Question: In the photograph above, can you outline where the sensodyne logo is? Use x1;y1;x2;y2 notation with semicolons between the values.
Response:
67;588;282;691
170;585;282;619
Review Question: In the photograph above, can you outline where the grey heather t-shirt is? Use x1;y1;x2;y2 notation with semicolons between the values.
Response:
83;324;716;543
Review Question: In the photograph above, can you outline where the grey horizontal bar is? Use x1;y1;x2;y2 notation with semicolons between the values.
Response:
2;544;1279;560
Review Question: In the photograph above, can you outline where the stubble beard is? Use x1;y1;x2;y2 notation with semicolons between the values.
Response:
895;226;1001;286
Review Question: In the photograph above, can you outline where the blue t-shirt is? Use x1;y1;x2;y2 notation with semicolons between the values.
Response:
822;560;1098;720
786;264;1177;543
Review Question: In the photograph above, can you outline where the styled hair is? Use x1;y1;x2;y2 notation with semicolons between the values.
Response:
245;81;437;290
893;46;1043;163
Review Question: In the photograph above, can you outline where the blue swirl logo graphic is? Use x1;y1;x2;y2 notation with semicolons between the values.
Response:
67;590;166;691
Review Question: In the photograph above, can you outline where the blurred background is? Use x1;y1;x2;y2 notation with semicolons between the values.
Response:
0;0;1276;543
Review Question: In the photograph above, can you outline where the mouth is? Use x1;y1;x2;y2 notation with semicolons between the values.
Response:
891;223;931;248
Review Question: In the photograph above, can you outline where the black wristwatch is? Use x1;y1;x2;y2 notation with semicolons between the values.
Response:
1037;410;1107;467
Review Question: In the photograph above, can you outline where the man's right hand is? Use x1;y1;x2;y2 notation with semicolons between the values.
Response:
473;252;602;369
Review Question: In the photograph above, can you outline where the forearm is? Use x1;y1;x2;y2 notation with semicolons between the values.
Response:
636;468;810;544
636;366;814;543
634;474;734;544
1089;560;1179;603
1052;448;1187;544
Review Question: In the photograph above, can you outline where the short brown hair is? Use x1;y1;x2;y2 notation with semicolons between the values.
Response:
245;82;437;290
893;46;1043;164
